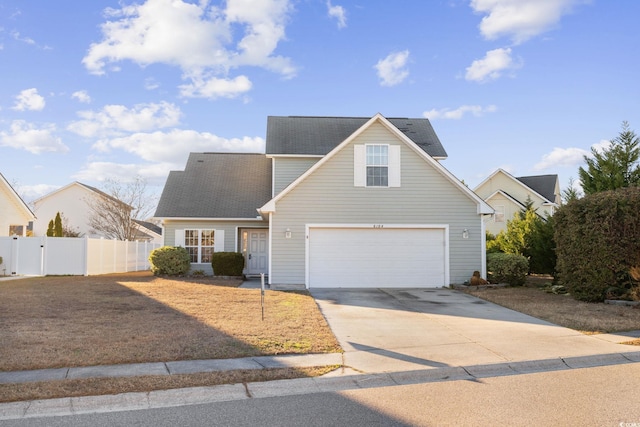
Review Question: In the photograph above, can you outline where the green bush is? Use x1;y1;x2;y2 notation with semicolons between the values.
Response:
149;246;191;276
555;187;640;302
487;252;529;286
211;252;244;276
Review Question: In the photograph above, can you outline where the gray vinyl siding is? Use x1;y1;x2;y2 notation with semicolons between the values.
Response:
273;157;320;195
270;122;483;286
162;219;268;275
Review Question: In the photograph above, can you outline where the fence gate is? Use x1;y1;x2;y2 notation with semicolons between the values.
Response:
0;236;161;277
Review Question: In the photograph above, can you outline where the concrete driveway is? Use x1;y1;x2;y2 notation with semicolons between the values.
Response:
311;287;640;374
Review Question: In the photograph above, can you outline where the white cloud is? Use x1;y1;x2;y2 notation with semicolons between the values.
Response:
71;90;91;104
82;0;295;99
78;130;265;184
73;161;174;185
465;47;520;82
11;30;35;45
533;147;590;171
374;50;410;87
18;184;60;202
424;104;497;120
68;101;182;138
0;120;68;154
470;0;583;44
178;75;252;99
327;1;347;28
12;88;45;111
92;129;265;164
591;139;612;154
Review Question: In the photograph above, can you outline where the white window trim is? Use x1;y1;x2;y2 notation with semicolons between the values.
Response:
174;228;225;263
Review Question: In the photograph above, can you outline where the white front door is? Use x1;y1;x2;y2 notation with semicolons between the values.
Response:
242;229;269;276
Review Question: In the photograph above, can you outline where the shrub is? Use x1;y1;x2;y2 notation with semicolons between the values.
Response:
211;252;244;276
149;246;191;276
487;252;529;286
555;187;640;302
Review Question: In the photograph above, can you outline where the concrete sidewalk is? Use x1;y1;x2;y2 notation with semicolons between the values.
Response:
0;353;343;385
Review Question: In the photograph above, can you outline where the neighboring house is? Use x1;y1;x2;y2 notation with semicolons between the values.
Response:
132;219;163;244
0;172;35;236
32;182;131;238
473;169;561;236
154;114;494;288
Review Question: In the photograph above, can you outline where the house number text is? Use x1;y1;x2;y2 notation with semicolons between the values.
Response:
373;224;384;228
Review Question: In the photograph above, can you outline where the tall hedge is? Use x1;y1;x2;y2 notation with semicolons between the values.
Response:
554;187;640;302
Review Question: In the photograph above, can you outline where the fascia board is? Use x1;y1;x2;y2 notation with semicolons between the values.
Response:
0;173;35;219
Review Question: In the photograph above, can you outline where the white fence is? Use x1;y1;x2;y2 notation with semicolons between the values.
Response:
0;236;162;277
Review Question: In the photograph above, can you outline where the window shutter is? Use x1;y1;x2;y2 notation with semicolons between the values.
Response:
174;229;185;247
354;145;366;187
214;230;225;252
389;145;401;187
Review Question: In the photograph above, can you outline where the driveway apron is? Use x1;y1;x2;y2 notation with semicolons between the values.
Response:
310;288;638;374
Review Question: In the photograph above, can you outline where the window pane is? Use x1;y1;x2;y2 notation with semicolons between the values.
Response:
185;230;198;246
367;166;388;186
201;247;214;264
201;229;214;246
186;247;198;263
366;145;388;166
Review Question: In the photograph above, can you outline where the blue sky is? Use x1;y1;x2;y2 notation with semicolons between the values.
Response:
1;0;638;205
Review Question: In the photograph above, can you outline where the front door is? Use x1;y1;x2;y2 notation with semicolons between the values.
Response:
241;229;268;276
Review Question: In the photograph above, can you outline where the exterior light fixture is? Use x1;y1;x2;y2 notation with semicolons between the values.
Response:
462;229;469;239
285;228;292;239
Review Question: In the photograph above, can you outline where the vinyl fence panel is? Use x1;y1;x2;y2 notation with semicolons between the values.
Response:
0;236;161;277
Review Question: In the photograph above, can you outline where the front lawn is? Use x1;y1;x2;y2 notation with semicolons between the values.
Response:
0;272;340;402
464;275;640;335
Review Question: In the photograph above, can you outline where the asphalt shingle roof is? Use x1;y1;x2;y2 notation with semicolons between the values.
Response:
516;174;558;203
154;153;272;218
265;116;448;158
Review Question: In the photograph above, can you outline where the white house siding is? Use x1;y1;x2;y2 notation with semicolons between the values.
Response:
273;157;320;195
270;122;483;286
33;184;100;237
162;219;268;274
0;183;32;237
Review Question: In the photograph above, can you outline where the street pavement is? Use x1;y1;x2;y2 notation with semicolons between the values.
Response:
1;286;639;422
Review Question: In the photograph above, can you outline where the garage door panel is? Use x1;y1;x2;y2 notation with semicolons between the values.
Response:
309;228;445;288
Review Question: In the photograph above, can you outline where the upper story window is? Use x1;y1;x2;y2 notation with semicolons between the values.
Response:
354;144;400;188
366;145;389;187
494;206;505;223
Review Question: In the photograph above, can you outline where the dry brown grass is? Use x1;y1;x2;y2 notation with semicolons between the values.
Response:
0;272;340;372
0;366;338;403
464;275;640;335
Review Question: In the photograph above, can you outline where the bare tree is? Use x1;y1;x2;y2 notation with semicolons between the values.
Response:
86;177;156;241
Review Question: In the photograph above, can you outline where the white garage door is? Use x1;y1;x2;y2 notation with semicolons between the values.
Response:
308;227;446;288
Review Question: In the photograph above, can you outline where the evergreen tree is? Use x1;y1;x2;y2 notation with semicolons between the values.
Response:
562;177;582;203
578;121;640;195
54;212;63;237
46;220;55;237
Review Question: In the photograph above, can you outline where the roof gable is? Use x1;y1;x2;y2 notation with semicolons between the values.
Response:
0;173;35;220
33;181;131;210
266;115;448;159
475;169;558;206
261;113;492;214
154;152;272;219
516;174;559;204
